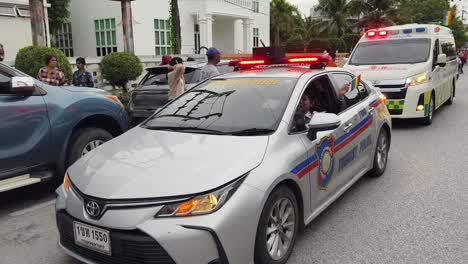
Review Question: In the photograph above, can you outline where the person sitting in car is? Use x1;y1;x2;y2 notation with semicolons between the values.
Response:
292;94;313;132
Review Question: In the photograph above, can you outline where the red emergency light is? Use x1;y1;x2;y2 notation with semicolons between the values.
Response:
229;55;323;70
287;57;319;64
366;30;389;38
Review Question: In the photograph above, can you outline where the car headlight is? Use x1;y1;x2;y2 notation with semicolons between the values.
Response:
406;72;428;87
156;175;246;217
63;171;70;192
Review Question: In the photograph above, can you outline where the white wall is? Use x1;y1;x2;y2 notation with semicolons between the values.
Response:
212;17;235;53
132;0;169;56
252;0;270;47
69;0;123;57
0;16;32;63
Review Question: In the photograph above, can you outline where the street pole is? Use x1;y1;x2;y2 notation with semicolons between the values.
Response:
29;0;46;46
121;0;135;54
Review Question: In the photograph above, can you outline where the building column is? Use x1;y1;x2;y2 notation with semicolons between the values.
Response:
199;13;213;49
121;0;135;54
233;19;243;53
243;18;253;53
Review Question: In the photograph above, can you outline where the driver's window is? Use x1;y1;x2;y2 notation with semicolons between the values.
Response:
290;75;336;133
0;71;12;94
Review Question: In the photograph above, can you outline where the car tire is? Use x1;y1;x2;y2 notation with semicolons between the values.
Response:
67;128;113;167
368;128;390;178
445;81;455;106
421;94;434;126
254;186;299;264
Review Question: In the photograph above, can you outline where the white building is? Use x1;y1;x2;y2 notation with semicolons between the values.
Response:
62;0;270;58
0;0;32;63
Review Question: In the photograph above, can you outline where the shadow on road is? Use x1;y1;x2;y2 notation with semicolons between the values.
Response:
0;181;58;215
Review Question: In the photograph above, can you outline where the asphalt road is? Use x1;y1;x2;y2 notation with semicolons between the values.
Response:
1;76;467;264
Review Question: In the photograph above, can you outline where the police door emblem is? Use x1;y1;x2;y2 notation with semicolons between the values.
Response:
316;136;335;190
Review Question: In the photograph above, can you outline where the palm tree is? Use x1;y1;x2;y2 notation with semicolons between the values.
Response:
270;0;302;46
290;17;322;51
170;0;181;54
348;0;398;31
315;0;354;37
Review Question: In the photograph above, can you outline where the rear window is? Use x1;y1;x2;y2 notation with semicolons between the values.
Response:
349;38;431;65
140;67;199;86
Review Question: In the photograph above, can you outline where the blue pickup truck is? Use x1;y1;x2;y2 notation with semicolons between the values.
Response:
0;63;128;192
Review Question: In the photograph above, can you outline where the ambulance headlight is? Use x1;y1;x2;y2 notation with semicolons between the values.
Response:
156;175;246;217
406;72;428;87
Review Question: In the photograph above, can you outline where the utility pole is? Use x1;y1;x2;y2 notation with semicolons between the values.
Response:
29;0;46;46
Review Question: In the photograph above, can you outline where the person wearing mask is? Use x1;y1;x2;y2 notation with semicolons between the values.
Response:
38;55;67;86
167;57;185;101
160;55;173;66
199;47;222;81
72;57;94;87
0;44;4;62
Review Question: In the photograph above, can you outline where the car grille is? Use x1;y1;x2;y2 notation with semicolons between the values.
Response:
389;109;403;115
56;211;176;264
377;87;407;100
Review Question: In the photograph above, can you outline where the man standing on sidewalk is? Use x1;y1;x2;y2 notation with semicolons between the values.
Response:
198;47;222;82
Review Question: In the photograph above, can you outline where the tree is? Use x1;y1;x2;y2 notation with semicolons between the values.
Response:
315;0;354;37
170;0;181;54
270;0;302;46
15;46;72;79
348;0;398;31
100;52;143;93
47;0;70;33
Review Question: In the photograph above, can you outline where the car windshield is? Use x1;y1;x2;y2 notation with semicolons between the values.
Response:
142;78;297;135
349;38;431;65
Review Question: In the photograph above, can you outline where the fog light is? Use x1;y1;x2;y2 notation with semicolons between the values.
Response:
416;105;425;111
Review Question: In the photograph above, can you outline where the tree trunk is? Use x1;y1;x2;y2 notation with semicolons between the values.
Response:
29;0;46;46
275;26;280;47
121;0;135;54
170;0;181;54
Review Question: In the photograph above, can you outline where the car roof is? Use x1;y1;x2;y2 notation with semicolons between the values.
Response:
145;60;231;72
215;66;351;79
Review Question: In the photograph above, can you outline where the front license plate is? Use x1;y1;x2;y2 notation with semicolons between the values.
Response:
73;221;111;255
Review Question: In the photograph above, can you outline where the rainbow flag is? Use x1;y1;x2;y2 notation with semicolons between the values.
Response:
350;75;361;92
442;10;454;26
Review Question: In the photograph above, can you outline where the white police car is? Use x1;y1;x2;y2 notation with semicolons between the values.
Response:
56;48;392;264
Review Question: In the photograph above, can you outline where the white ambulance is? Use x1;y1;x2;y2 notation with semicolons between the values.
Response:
344;24;457;125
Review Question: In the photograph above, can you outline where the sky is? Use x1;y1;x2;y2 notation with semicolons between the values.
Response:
286;0;319;16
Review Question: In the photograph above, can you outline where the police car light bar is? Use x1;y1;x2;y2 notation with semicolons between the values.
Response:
288;57;319;63
239;59;266;65
229;56;321;69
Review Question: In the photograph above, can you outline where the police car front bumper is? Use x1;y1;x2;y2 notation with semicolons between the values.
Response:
55;183;264;264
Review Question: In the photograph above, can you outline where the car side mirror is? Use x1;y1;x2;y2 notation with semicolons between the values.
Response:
10;76;35;96
437;54;447;67
307;112;341;141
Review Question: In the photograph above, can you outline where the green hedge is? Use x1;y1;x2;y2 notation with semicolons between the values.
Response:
100;52;142;92
14;46;72;80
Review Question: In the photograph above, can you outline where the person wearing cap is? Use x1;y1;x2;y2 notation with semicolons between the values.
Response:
198;47;222;82
160;55;173;66
167;57;185;101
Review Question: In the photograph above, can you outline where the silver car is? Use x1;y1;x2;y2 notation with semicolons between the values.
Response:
56;63;392;264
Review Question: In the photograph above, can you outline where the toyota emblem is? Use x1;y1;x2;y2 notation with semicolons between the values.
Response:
85;201;101;217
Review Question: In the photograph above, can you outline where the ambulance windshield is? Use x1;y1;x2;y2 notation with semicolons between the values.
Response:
349;38;431;65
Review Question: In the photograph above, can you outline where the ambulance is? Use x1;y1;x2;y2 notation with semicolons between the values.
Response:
344;24;457;125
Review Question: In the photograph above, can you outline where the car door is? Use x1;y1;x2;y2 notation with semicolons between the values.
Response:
431;38;444;108
330;72;374;180
0;68;51;179
290;74;360;210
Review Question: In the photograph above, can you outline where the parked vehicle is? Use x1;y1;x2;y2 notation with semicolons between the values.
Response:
0;63;128;192
344;24;457;125
56;51;391;264
127;61;234;126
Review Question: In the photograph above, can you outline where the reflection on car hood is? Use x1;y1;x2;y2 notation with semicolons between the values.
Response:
63;86;108;94
68;126;269;199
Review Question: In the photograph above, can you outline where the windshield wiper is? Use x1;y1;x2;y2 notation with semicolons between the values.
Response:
228;128;276;136
141;125;225;134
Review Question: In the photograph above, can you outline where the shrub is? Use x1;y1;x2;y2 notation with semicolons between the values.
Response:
100;52;143;92
15;46;72;80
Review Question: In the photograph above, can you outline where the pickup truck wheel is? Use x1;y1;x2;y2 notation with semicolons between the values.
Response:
67;128;113;167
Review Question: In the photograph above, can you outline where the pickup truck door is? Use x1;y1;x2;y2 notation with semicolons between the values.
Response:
0;68;51;179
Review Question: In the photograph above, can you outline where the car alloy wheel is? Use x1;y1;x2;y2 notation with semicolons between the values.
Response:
266;197;296;260
81;140;105;156
376;131;388;171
